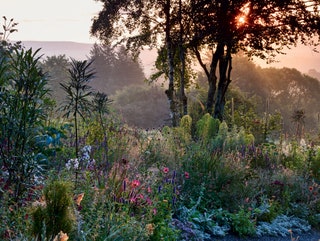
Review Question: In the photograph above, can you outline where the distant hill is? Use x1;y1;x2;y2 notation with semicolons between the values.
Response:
18;41;157;76
19;41;93;60
18;41;320;76
308;69;320;81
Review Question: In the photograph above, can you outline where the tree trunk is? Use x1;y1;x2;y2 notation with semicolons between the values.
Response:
164;0;178;126
193;46;219;115
207;43;225;115
179;0;187;117
214;44;232;121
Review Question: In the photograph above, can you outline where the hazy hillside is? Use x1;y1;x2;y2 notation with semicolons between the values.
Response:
19;41;93;60
19;41;320;77
19;41;157;77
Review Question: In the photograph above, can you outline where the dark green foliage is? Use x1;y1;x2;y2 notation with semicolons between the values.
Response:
32;205;46;239
32;180;74;240
231;208;256;237
0;45;50;200
60;59;95;158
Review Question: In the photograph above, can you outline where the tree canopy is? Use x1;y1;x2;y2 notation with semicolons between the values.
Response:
91;0;320;123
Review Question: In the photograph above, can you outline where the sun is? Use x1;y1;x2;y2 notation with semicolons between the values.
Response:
238;16;247;25
236;2;250;27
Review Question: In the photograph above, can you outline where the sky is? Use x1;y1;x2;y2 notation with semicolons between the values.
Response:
1;0;319;73
1;0;103;43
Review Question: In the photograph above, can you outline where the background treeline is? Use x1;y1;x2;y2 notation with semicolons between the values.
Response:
41;47;320;139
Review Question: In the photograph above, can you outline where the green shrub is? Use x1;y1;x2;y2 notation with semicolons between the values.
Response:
196;113;220;143
31;180;75;240
231;208;256;237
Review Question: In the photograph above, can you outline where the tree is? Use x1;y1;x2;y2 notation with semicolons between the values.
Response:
60;59;95;160
91;0;183;126
89;43;145;95
40;55;70;106
91;0;320;123
186;0;320;120
291;109;305;141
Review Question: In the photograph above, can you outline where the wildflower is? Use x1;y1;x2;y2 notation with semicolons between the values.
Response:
75;193;84;206
123;180;127;192
147;186;152;193
130;197;137;203
153;208;157;215
131;180;141;189
146;197;152;205
163;167;169;174
146;223;155;236
309;186;314;192
53;231;69;241
138;193;144;199
184;171;190;179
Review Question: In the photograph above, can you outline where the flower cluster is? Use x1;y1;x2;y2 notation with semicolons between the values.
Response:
65;158;79;170
65;145;96;170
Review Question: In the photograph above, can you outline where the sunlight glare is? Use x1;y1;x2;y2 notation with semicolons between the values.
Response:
236;2;250;28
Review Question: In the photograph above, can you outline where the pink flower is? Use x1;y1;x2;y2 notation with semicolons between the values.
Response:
163;167;169;174
147;186;152;193
184;171;190;179
153;208;157;215
146;197;152;205
131;180;141;189
137;193;144;199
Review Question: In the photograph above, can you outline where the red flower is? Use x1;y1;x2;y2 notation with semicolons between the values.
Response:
131;180;141;189
184;171;190;179
163;167;169;174
309;186;314;192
